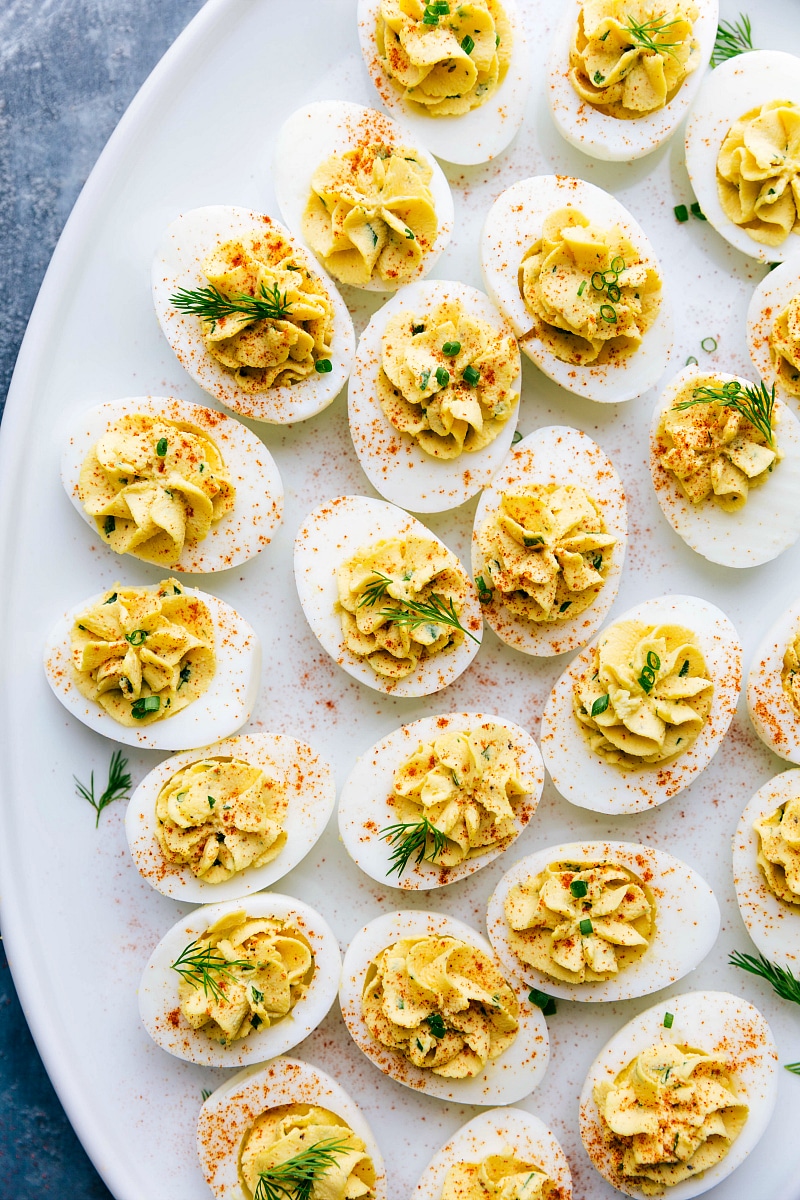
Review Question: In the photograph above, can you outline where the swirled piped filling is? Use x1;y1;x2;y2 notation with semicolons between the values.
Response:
441;1153;561;1200
769;293;800;398
754;795;800;906
717;100;800;247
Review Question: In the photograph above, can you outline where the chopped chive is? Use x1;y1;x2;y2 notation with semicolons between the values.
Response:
463;365;480;386
420;368;431;389
103;515;116;535
674;204;689;222
570;879;589;898
104;592;117;605
785;1062;800;1074
599;29;610;40
579;918;593;936
663;1011;674;1028
405;228;415;240
690;201;706;221
685;356;698;366
131;696;160;719
679;659;690;677
461;33;475;53
577;280;587;297
591;694;610;717
593;70;604;83
559;600;572;612
412;323;425;335
495;33;500;46
178;664;191;689
435;366;450;387
599;304;617;323
125;630;147;647
476;575;493;602
423;8;439;22
512;430;522;444
442;340;461;356
529;988;557;1016
523;534;544;547
426;1012;446;1037
768;262;780;272
207;795;216;809
156;437;168;457
701;336;717;352
315;359;333;373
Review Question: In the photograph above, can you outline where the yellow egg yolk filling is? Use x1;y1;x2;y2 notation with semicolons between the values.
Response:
770;292;800;397
238;1104;376;1200
441;1153;561;1200
717;100;800;247
754;796;800;906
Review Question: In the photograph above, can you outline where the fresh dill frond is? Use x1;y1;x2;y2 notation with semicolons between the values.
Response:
376;593;480;644
74;749;132;828
170;281;292;330
356;571;393;609
624;13;682;59
253;1137;351;1200
785;1062;800;1075
711;12;755;66
729;950;800;1005
673;379;776;448
170;940;252;1004
380;817;449;876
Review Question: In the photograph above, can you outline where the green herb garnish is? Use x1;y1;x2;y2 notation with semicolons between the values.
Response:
624;13;682;59
528;988;557;1016
131;695;161;719
512;430;522;444
104;515;116;535
462;365;480;386
591;694;610;718
253;1138;351;1200
426;1013;446;1037
476;575;493;603
579;918;593;935
315;359;333;373
674;204;689;222
170;281;291;330
690;201;706;221
711;13;754;67
577;279;587;296
125;629;148;646
435;366;450;387
701;336;717;352
674;379;776;448
461;33;475;53
442;340;461;356
156;437;168;457
375;593;480;644
785;1062;800;1075
380;816;448;875
74;749;132;828
570;879;589;898
177;663;192;689
679;659;690;677
730;950;800;1005
356;571;393;609
663;1011;674;1028
171;939;252;1004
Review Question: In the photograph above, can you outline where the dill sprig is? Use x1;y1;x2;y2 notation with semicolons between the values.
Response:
674;379;776;448
711;13;755;67
253;1137;351;1200
356;571;393;609
74;749;132;828
785;1062;800;1075
170;939;253;1004
624;13;682;60
380;817;449;876
729;950;800;1005
170;281;291;330
376;594;480;644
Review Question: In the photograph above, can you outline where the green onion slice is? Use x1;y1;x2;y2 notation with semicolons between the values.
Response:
591;694;610;717
461;34;475;53
646;650;661;671
570;879;589;898
674;204;689;222
315;359;333;373
663;1011;674;1028
599;304;617;323
607;283;621;303
463;365;480;386
685;356;698;366
442;340;461;356
125;630;148;647
579;918;593;935
610;256;625;273
577;280;587;297
156;437;168;457
435;366;450;387
131;696;160;719
701;336;718;352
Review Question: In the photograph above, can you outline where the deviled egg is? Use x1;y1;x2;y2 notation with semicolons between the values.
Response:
152;206;355;423
487;840;720;1003
43;578;259;750
339;908;549;1104
125;732;335;902
273;100;453;292
685;51;800;263
747;596;800;764
733;768;800;967
747;258;800;399
579;991;778;1199
481;175;672;402
472;425;627;656
356;0;530;165
294;494;482;697
139;893;341;1067
410;1109;572;1200
348;279;521;512
649;365;800;567
541;594;742;813
547;0;717;161
338;711;544;890
60;395;283;572
197;1057;387;1200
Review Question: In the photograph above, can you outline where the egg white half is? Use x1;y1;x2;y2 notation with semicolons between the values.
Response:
747;259;800;395
356;0;530;165
546;0;717;161
685;51;800;264
732;769;800;967
487;839;720;1003
294;494;482;697
125;732;335;902
152;205;355;423
197;1057;387;1200
273;101;454;292
472;425;627;655
649;366;800;567
60;395;284;573
540;594;742;813
348;279;521;512
339;908;549;1104
578;991;779;1200
410;1108;572;1200
139;892;342;1067
338;711;544;891
43;583;260;750
747;597;800;764
480;176;673;402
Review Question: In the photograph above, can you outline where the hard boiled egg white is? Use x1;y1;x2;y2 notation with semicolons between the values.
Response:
139;892;341;1068
747;597;800;764
472;425;627;656
547;0;717;161
356;0;530;165
197;1057;387;1200
540;594;742;813
685;51;800;264
649;365;800;567
338;711;544;890
125;732;335;902
410;1109;572;1200
294;494;482;697
579;991;778;1200
60;395;283;573
747;259;800;395
486;839;720;1003
481;175;672;402
348;279;521;512
43;582;260;751
152;205;355;423
339;908;549;1104
273;101;454;292
732;769;800;967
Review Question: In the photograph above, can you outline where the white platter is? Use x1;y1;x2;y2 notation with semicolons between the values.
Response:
2;2;800;1200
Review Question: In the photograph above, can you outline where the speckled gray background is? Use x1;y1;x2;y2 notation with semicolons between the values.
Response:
0;2;203;1192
